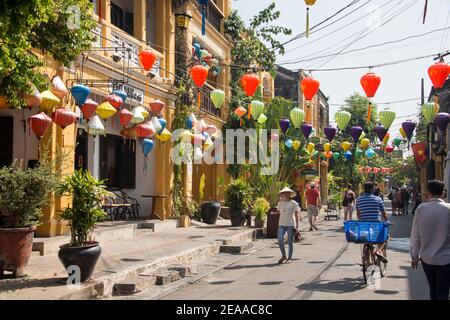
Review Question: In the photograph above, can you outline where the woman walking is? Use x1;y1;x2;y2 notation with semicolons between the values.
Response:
277;187;300;264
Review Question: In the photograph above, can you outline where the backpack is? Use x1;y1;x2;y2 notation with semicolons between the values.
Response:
342;191;353;206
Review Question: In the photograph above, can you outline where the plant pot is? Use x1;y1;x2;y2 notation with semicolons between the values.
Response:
255;219;265;229
0;226;36;277
219;206;231;220
179;215;191;227
200;201;221;225
58;242;101;282
230;210;246;227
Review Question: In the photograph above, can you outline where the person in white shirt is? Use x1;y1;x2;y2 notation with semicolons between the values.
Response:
410;180;450;300
277;187;300;264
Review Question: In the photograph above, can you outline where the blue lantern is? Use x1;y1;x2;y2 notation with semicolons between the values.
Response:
142;138;154;157
71;84;90;106
198;0;209;35
158;118;167;134
193;43;201;58
285;139;293;149
185;116;194;129
113;88;127;104
344;151;352;160
365;148;376;158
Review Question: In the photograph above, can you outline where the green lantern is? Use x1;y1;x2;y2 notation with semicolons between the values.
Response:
355;148;363;158
421;103;438;124
250;100;265;120
290;107;305;128
393;137;403;147
332;152;341;160
379;109;396;129
210;89;225;109
200;49;209;58
311;150;319;158
335;111;351;131
257;113;267;124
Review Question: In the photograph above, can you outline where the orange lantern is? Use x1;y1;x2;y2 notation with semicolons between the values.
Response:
428;61;449;89
360;72;381;122
235;106;247;127
135;121;156;139
301;76;320;123
139;49;157;71
241;74;260;97
149;99;165;114
119;108;133;127
105;94;123;110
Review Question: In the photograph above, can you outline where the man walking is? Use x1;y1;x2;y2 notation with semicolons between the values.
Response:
305;182;321;231
411;180;450;300
342;184;356;221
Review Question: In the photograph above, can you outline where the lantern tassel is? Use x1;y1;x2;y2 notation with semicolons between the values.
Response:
306;8;310;38
198;90;201;111
202;6;207;35
248;103;251;120
366;102;372;123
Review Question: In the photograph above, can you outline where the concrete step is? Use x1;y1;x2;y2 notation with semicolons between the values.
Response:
113;274;157;295
219;241;254;254
137;219;179;232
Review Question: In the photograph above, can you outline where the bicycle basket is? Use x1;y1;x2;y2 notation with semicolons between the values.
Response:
344;221;389;244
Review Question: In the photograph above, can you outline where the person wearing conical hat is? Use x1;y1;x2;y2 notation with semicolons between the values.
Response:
277;186;300;264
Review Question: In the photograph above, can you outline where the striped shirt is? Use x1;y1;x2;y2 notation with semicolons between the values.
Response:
356;193;385;221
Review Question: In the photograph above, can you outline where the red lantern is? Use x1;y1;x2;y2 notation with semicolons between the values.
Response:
365;166;372;174
301;76;320;101
234;106;247;118
360;72;381;98
119;108;133;127
191;65;209;88
29;112;52;139
135;121;156;138
51;108;76;129
105;94;123;110
149;99;165;114
240;74;260;97
373;167;380;174
385;145;394;153
81;99;98;120
428;61;449;89
139;49;157;71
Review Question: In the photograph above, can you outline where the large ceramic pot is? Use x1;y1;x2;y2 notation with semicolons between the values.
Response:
230;210;246;227
200;201;221;225
58;242;101;282
0;226;36;277
255;219;265;229
219;206;231;219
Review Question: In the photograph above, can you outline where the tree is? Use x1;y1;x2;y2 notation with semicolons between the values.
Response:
0;0;96;108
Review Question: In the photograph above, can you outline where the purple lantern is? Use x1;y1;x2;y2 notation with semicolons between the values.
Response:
374;124;387;142
402;120;416;140
434;113;450;131
279;117;291;134
301;123;313;140
324;126;337;142
350;126;363;143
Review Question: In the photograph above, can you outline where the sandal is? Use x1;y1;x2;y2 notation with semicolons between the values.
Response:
278;257;286;264
376;251;388;263
285;259;292;264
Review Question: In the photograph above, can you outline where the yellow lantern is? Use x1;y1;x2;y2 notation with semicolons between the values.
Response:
358;131;366;141
324;142;331;152
96;101;117;120
360;138;370;150
307;142;315;154
293;140;301;151
399;127;407;139
156;128;172;143
341;141;351;152
40;90;60;114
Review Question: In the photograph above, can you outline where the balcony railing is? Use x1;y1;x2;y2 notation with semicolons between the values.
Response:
197;1;223;33
200;86;221;117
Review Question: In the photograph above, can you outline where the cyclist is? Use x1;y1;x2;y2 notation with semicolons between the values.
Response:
356;182;389;262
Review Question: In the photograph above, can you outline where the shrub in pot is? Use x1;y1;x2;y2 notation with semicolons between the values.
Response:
224;178;253;227
0;157;60;277
254;197;270;228
57;169;114;282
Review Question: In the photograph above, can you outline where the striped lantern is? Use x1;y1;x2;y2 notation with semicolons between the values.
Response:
210;89;225;109
335;111;351;131
39;90;60;114
421;103;438;124
131;106;145;124
136;106;149;119
378;109;396;129
250;100;264;120
257;113;267;124
81;99;98;120
290;107;305;128
51;76;68;99
86;115;105;137
96;101;117;120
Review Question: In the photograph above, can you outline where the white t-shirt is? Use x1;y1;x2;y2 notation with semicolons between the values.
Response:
277;200;300;227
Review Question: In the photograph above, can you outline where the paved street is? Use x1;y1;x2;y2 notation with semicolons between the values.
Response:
156;203;429;300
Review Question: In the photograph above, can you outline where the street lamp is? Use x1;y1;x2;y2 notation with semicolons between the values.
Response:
174;10;192;30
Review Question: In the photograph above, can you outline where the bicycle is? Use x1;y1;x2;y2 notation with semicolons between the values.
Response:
361;242;387;284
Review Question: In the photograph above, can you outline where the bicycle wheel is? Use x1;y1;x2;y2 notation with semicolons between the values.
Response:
378;248;387;277
361;245;371;284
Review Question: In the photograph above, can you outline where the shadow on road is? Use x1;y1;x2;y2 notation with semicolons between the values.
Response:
296;277;366;294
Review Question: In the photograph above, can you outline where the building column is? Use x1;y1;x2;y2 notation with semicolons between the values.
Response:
134;0;146;42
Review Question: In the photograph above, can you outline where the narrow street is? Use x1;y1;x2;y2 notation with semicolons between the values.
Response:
154;202;428;300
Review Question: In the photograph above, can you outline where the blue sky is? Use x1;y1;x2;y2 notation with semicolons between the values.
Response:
232;0;450;135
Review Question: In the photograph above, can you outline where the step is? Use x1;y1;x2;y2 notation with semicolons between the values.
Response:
137;219;179;232
216;228;256;244
113;274;157;295
219;241;254;254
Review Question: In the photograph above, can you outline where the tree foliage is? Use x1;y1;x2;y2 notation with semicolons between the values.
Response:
0;0;96;108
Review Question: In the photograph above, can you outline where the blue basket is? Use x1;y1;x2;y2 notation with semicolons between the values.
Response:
344;221;390;244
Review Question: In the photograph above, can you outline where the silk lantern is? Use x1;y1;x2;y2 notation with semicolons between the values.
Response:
307;142;315;154
360;138;370;150
428;61;449;89
29;112;52;139
324;126;337;142
257;114;267;124
151;116;163;133
350;126;363;143
23;84;42;109
344;151;352;160
40;90;60;114
374;124;387;141
112;88;127;104
86;115;105;137
51;108;76;129
324;151;333;159
290;108;305;128
365;148;376;158
211;89;225;109
335;111;351;131
158;118;167;134
139;49;157;71
96;101;117;120
81;99;98;120
181;130;194;143
385;145;394;153
136;121;156;138
332;152;340;161
360;72;381;122
131;106;145;124
136;106;149;119
421;102;438;124
399;128;407;139
285;139;293;149
393;137;403;147
241;74;260;97
341;141;351;152
185;116;194;130
105;94;123;110
250;100;264;120
355;148;363;158
301;76;320;123
301;123;313;139
373;167;380;174
279;118;291;134
324;142;331;152
401;120;416;140
51;76;68;99
191;64;209;109
435;113;450;131
71;84;90;106
293;140;301;151
199;0;209;35
141;138;154;157
119;108;133;127
379;109;396;129
150;100;165;114
382;132;390;145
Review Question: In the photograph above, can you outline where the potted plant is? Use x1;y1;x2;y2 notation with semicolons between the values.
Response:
225;178;253;227
0;158;60;277
57;169;114;282
181;198;198;227
253;197;270;228
200;174;222;225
